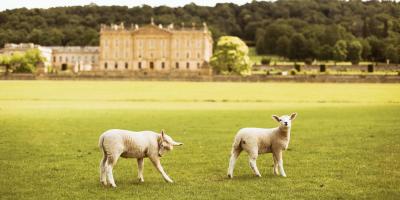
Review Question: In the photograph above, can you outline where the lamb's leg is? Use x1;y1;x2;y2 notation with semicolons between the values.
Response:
227;148;241;178
106;154;119;187
272;153;279;175
248;150;261;177
99;153;107;185
137;158;144;182
149;156;173;183
276;150;287;177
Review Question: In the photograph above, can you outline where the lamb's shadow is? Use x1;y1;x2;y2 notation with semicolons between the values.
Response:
213;173;280;182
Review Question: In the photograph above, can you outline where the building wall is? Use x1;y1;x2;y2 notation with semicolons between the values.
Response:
99;23;213;72
50;46;99;72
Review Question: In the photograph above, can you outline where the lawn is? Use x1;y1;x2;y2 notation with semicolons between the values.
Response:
0;81;399;199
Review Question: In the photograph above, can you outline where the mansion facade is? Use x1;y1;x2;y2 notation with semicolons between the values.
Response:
99;22;213;71
0;21;213;73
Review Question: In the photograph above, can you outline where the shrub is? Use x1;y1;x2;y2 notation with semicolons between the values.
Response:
294;64;301;72
320;64;326;72
210;36;251;75
261;57;271;65
304;58;313;65
367;64;374;73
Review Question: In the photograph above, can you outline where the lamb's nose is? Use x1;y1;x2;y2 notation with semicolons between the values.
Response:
284;122;288;126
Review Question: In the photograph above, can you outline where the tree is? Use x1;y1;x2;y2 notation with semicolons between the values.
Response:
260;23;295;54
359;39;372;60
367;36;386;62
288;33;307;60
0;54;11;75
1;49;46;73
385;45;399;64
347;40;363;64
210;36;251;75
275;36;290;57
318;44;333;60
333;40;348;61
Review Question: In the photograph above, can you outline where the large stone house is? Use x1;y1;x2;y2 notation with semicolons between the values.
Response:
99;21;213;72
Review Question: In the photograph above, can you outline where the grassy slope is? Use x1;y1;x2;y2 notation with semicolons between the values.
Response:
0;81;399;199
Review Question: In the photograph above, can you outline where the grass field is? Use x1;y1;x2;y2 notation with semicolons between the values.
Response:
1;81;399;199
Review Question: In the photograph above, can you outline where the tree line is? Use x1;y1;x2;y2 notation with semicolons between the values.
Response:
0;0;399;63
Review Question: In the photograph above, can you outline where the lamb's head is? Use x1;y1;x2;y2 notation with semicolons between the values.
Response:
158;130;183;156
272;113;297;128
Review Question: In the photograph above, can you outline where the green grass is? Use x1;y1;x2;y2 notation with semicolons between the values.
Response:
1;81;399;199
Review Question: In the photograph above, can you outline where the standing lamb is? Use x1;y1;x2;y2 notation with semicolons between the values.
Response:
227;113;297;178
99;129;183;187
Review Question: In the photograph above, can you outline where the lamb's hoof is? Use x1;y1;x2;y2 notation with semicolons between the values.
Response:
110;184;117;188
281;174;287;178
166;179;174;183
138;178;144;183
101;181;107;186
256;174;262;178
227;174;233;179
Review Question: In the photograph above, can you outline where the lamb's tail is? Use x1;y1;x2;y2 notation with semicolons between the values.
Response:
98;134;106;153
232;136;244;151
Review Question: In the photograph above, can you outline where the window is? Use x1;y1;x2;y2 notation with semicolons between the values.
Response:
138;62;142;69
197;53;200;58
176;62;179;69
186;62;190;69
104;62;108;69
197;63;200;69
150;62;154;69
114;63;118;69
66;57;69;62
125;62;128;69
161;62;165;69
53;56;56;62
186;52;190;58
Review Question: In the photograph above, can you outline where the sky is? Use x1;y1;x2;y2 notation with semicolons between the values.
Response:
0;0;256;11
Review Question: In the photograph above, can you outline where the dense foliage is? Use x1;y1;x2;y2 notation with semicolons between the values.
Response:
0;0;399;62
0;49;45;73
211;36;251;74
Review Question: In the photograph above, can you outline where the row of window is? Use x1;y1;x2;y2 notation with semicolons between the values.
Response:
53;55;97;63
103;39;202;48
104;62;201;70
103;50;202;59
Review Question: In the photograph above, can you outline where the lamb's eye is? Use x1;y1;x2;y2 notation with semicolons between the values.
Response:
278;119;281;121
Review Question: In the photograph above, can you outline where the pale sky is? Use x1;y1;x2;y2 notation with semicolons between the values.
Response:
0;0;256;11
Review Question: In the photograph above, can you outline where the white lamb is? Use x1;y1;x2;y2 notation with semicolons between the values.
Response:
98;129;183;187
227;113;297;178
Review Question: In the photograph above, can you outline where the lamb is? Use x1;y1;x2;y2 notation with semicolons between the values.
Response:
98;129;183;187
227;113;297;178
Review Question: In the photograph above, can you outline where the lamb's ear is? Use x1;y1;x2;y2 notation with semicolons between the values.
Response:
272;115;280;122
290;113;297;120
160;130;165;141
